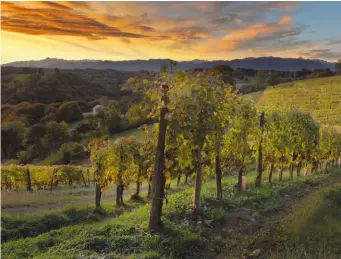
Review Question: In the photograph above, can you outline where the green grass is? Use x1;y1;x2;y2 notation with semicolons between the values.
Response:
67;112;93;132
1;199;148;243
216;171;341;259
255;76;341;126
111;123;157;142
1;190;88;207
243;90;264;102
267;177;341;259
1;174;187;209
1;178;190;244
3;169;339;259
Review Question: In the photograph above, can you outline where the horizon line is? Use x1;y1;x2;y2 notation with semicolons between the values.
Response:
2;55;336;65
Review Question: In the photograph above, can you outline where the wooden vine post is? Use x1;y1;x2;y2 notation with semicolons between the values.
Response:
26;167;32;192
255;112;265;187
149;84;169;233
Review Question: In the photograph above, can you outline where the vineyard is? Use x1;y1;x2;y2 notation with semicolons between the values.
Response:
256;76;341;126
1;165;92;191
2;72;341;258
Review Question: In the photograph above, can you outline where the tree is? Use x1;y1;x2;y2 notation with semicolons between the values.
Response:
168;72;228;212
160;64;168;73
169;60;178;73
88;140;107;208
1;122;27;159
318;126;341;172
130;139;155;200
286;110;319;178
252;71;267;90
336;59;341;75
267;72;280;86
50;142;87;165
58;102;84;122
125;103;152;128
23;123;46;158
97;105;122;134
38;68;44;76
44;121;70;151
89;138;138;207
208;65;235;86
103;137;140;206
222;99;256;191
206;85;238;200
260;110;291;183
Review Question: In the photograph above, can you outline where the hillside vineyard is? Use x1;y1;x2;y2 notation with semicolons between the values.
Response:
257;76;341;126
2;1;341;255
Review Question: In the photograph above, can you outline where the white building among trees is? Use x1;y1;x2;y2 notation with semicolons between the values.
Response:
92;104;104;115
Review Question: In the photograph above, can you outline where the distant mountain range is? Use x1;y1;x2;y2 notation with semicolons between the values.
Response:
3;57;336;72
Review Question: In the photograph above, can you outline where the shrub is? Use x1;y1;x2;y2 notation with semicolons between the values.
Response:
76;100;92;113
44;121;70;150
97;106;122;134
23;124;47;159
17;150;33;164
43;142;87;165
2;102;46;125
58;102;84;122
1;122;27;159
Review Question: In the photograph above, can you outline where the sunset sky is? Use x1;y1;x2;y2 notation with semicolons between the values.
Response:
1;1;341;64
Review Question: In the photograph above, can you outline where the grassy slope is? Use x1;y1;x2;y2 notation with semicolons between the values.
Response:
243;90;264;102
111;123;156;142
267;178;341;258
217;172;341;259
1;178;189;243
2;169;340;259
246;76;341;126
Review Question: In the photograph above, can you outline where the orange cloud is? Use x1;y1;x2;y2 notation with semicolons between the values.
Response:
59;1;91;10
235;18;243;24
22;1;73;10
198;22;298;53
195;3;210;9
1;2;147;39
171;2;184;9
1;2;207;41
272;2;297;8
166;26;209;40
278;16;292;25
1;1;314;63
224;24;277;42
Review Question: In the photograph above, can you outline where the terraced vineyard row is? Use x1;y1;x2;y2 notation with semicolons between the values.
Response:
1;165;92;190
257;76;341;126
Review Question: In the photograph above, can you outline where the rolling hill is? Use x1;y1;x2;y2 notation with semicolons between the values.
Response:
253;76;341;126
3;57;335;72
1;67;134;105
